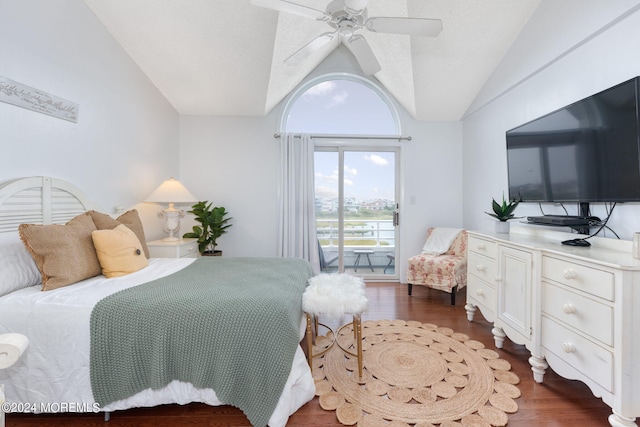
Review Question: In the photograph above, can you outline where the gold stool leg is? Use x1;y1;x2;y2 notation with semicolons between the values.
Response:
306;313;337;375
305;313;313;373
354;314;363;378
336;314;364;378
314;315;319;337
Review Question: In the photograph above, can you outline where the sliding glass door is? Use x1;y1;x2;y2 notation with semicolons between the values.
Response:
315;147;399;280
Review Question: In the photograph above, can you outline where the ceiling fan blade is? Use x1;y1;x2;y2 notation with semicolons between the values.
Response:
365;17;443;37
345;34;381;75
284;32;338;66
251;0;331;21
343;0;369;14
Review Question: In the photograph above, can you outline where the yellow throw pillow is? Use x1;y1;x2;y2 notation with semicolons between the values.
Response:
19;213;102;291
91;224;148;278
87;209;150;258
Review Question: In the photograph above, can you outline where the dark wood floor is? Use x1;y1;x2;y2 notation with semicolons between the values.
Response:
6;283;613;427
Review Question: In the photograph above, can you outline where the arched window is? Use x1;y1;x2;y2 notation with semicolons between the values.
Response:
279;74;401;279
282;73;400;135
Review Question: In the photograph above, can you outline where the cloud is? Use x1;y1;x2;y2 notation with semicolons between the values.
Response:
344;165;357;177
315;185;337;198
365;154;389;166
301;81;335;99
300;81;349;109
324;90;348;109
317;167;356;189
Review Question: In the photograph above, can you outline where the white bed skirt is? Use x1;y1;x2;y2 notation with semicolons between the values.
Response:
102;345;314;426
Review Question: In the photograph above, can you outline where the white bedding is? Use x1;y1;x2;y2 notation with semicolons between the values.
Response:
0;258;315;426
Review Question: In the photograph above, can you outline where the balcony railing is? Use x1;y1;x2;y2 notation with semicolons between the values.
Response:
316;219;395;247
317;219;395;273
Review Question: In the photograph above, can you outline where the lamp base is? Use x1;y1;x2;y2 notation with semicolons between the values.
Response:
157;205;185;242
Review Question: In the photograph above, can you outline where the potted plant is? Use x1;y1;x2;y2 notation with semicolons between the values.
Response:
485;193;521;234
183;201;232;256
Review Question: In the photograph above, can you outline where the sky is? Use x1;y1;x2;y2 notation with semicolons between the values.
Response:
287;79;397;202
314;150;395;201
286;79;397;135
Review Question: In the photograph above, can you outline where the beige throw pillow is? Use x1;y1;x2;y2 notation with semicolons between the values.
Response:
91;224;148;278
88;209;150;258
19;213;102;291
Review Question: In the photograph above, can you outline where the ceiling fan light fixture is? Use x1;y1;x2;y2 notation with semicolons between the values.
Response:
337;19;356;38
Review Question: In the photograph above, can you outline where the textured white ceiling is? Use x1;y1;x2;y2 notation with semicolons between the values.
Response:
82;0;541;120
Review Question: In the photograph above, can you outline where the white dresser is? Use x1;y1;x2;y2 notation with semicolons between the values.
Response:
465;227;640;427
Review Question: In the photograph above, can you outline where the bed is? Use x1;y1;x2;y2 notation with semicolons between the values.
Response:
0;176;315;427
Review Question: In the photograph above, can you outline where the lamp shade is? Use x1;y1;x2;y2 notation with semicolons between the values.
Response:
145;177;198;204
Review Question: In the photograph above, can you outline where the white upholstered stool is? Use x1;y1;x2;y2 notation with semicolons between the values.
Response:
302;273;368;377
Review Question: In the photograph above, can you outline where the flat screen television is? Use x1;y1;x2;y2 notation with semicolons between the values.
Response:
506;76;640;204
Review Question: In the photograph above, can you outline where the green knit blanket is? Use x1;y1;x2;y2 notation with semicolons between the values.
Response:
90;257;313;427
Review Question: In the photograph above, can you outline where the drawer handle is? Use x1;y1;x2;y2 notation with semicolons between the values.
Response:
562;269;577;280
187;246;194;252
476;243;486;250
494;276;501;283
476;289;485;296
476;264;486;272
562;304;576;315
562;342;576;354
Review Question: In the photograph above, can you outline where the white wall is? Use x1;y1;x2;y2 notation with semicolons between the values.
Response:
179;113;282;257
463;1;640;240
180;47;464;279
0;0;180;240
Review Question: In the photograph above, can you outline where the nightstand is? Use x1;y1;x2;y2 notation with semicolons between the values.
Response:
146;238;198;258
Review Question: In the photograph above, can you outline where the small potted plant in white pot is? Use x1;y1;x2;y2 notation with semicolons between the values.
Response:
485;194;521;234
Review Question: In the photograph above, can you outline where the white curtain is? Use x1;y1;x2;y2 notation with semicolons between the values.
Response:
278;133;320;273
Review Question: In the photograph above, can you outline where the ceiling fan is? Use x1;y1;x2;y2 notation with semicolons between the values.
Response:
251;0;443;75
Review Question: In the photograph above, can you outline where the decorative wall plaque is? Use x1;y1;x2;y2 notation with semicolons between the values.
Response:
0;76;79;123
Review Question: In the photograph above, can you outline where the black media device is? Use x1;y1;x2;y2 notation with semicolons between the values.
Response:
526;215;592;226
505;76;640;241
561;238;591;247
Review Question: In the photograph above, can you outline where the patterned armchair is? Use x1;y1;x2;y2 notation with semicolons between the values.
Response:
407;228;468;306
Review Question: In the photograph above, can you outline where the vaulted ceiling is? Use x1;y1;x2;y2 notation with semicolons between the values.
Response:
82;0;541;121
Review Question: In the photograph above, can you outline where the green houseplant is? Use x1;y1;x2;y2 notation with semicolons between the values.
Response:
485;194;520;233
183;201;232;256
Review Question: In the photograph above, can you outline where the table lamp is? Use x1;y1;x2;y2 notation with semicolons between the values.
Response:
145;177;198;241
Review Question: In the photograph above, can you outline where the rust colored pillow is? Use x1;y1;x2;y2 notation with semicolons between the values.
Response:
88;210;149;258
18;213;101;291
92;224;148;278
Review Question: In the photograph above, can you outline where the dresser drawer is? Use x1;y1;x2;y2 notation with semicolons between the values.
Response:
467;251;497;285
147;239;198;258
541;282;613;346
468;236;498;259
541;316;613;392
467;275;496;313
177;240;198;258
542;256;614;301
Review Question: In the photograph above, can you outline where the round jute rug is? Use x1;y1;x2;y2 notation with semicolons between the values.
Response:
312;319;521;427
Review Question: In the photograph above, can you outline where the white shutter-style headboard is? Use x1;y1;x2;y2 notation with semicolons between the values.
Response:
0;176;99;233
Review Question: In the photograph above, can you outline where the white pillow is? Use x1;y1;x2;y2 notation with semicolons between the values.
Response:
0;232;41;297
421;228;463;256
